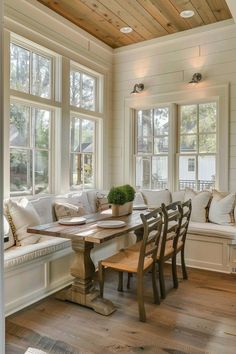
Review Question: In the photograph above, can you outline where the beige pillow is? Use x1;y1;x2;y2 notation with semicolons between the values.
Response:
209;190;235;225
185;188;212;223
7;199;41;246
3;214;15;250
54;202;86;220
141;189;171;208
96;195;110;211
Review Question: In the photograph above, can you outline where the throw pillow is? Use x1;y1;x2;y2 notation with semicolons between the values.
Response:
133;192;146;206
54;202;86;220
184;188;212;223
96;193;110;211
7;199;41;246
209;190;236;225
3;214;15;250
141;189;171;208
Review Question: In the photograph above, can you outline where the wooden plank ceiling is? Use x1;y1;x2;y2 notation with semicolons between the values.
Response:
37;0;232;48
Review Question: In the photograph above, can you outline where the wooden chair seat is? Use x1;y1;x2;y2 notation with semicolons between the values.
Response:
101;249;153;273
166;239;183;251
127;240;174;259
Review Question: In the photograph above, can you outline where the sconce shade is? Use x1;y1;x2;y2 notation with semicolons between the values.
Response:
189;73;202;85
131;83;144;94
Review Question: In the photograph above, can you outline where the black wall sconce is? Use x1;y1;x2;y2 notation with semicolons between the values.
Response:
131;83;144;94
189;73;202;85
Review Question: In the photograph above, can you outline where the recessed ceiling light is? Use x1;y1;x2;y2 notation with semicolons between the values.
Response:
120;27;133;34
180;10;195;18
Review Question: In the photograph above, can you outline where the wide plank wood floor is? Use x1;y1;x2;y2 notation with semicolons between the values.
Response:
5;266;236;354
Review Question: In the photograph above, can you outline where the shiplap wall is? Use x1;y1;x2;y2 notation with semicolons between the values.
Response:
112;20;236;191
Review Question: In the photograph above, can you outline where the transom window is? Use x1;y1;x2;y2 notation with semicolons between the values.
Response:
178;102;217;190
70;68;96;111
10;42;52;99
70;115;95;189
135;107;169;189
10;101;51;195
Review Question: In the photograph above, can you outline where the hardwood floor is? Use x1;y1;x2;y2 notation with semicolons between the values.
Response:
5;266;236;354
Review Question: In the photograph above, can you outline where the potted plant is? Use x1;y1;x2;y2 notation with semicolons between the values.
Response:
107;184;135;217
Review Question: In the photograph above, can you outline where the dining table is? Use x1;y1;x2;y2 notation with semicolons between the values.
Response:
27;209;145;316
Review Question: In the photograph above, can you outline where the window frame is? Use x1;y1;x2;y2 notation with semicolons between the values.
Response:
69;113;97;190
177;101;218;191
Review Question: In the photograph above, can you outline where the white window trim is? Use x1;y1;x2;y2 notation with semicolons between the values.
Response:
124;84;229;192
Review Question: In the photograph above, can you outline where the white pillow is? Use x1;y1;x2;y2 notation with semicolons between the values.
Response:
141;189;171;208
133;192;146;206
67;191;92;214
7;199;41;246
3;215;15;250
172;191;185;203
209;190;235;225
30;196;55;224
54;202;86;220
185;188;211;223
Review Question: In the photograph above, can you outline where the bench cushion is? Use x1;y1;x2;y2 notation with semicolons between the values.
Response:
188;221;236;239
4;236;72;269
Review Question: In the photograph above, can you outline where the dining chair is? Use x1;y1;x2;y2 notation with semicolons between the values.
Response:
176;199;192;280
98;208;163;322
157;202;182;299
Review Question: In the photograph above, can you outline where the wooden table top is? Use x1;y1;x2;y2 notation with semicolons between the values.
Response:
27;209;144;244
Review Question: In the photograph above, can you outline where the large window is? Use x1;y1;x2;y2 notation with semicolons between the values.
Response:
70;116;95;189
134;102;217;191
9;38;56;196
178;102;217;190
10;102;51;195
135;107;169;189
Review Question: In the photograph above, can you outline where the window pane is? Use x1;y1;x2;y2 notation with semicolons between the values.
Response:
10;103;30;147
154;107;169;135
199;103;217;133
198;155;216;190
35;150;49;194
32;53;51;98
70;70;81;107
71;153;82;187
10;149;32;194
83;154;94;188
180;135;197;152
34;108;50;149
81;74;95;111
137;137;152;153
154;137;168;154
71;117;80;152
136;156;150;189
10;43;30;93
137;110;152;137
81;119;94;152
179;155;196;190
180;105;197;134
152;156;168;189
199;134;216;153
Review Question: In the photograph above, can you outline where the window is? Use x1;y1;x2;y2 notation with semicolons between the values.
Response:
9;37;57;196
70;115;95;189
10;102;51;195
178;102;217;190
135;107;169;189
10;42;52;99
70;68;96;111
188;158;195;172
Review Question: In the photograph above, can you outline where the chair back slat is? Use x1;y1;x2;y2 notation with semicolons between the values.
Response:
138;208;163;273
160;202;182;256
179;199;192;243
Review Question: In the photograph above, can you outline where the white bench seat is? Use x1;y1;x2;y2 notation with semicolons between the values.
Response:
4;236;72;269
188;222;236;240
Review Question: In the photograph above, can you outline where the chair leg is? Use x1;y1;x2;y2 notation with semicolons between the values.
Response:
98;262;105;298
181;248;188;280
172;254;178;289
118;271;123;292
152;263;160;305
137;274;146;322
127;273;133;289
158;262;166;299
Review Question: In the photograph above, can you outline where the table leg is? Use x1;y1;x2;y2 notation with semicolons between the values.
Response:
135;228;143;242
57;240;116;316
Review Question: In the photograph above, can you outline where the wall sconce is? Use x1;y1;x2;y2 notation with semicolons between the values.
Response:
131;83;144;94
189;73;202;85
